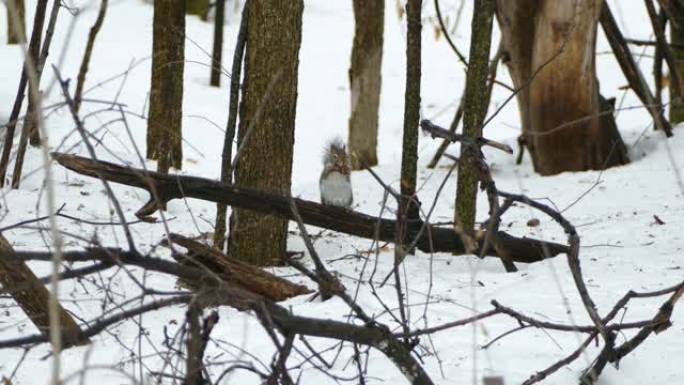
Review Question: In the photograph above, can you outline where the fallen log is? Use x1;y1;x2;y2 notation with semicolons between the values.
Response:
52;152;568;263
165;233;311;301
0;234;89;348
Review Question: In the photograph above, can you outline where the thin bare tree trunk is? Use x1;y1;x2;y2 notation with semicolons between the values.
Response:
184;304;203;385
0;0;59;188
22;0;62;149
210;0;225;87
74;0;109;113
455;0;495;234
670;0;684;122
348;0;384;170
147;0;185;174
214;1;248;251
229;0;304;266
0;0;48;186
398;0;422;252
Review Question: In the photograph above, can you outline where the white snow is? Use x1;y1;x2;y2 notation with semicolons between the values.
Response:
0;1;683;385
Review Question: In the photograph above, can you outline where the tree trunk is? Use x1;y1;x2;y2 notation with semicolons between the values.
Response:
398;0;421;251
670;0;684;123
147;0;185;174
348;0;384;170
0;235;88;348
229;0;304;266
6;0;26;44
169;234;311;300
0;0;48;187
186;0;209;21
210;0;225;87
214;1;249;251
496;0;628;175
10;0;61;188
455;0;495;234
23;0;63;149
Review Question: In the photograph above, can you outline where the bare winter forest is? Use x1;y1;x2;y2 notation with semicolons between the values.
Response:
1;1;684;384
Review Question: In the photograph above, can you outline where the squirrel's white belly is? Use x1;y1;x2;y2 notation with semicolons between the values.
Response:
320;172;353;207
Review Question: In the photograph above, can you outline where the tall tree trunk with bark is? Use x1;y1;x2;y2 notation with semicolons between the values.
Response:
229;0;303;266
398;0;421;251
147;0;185;174
348;0;384;170
670;0;684;123
6;0;26;44
496;0;628;175
455;0;495;236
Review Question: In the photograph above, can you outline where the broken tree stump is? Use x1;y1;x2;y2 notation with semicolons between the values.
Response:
166;233;311;301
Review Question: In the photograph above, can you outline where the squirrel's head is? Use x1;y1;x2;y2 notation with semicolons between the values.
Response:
323;137;350;174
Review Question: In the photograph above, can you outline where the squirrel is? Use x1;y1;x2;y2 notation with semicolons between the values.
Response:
320;138;353;208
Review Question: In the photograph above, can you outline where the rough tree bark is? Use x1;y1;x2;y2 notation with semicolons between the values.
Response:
398;0;421;251
496;0;628;175
147;0;185;174
229;0;304;266
348;0;384;170
6;0;25;44
670;0;684;123
455;0;495;235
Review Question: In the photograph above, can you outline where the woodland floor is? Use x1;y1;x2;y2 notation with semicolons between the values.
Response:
1;1;683;384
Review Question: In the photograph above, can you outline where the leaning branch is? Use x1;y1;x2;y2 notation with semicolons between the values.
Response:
600;2;673;136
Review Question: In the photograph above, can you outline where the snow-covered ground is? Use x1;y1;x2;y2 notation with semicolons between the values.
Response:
1;1;683;384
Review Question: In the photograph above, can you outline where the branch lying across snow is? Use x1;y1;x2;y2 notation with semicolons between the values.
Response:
51;152;568;263
10;244;684;385
0;295;191;349
13;247;436;385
